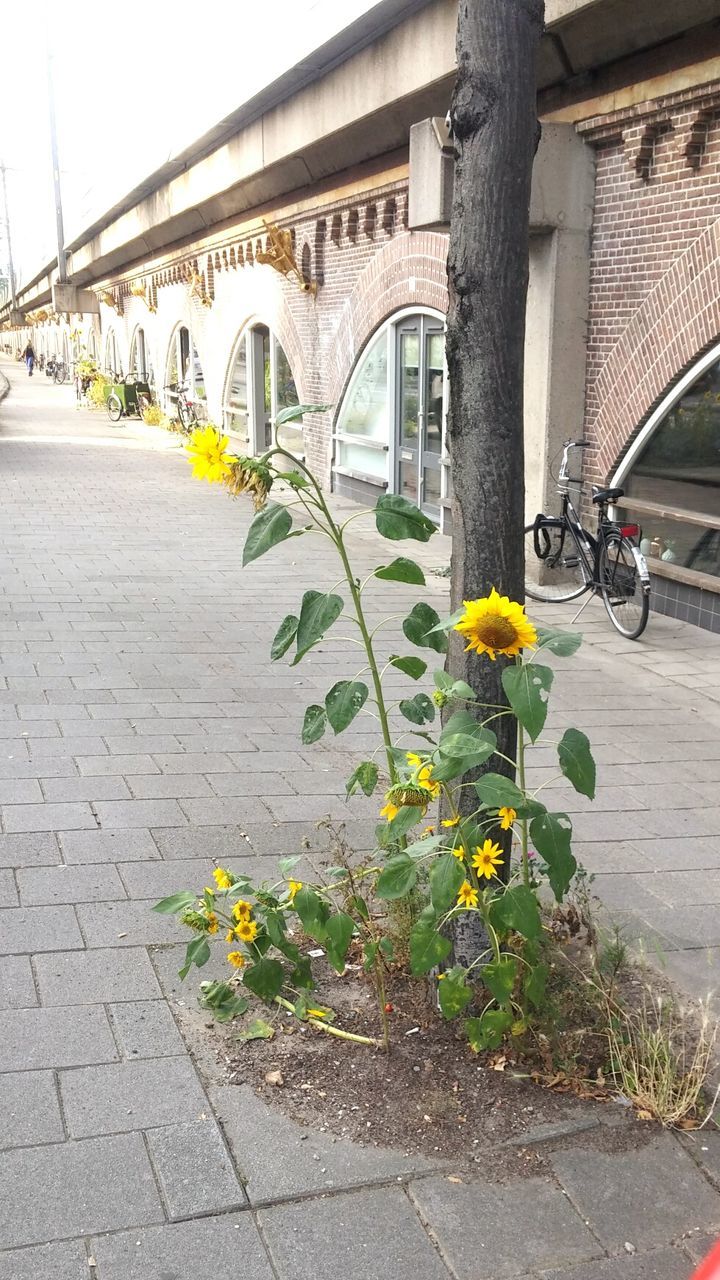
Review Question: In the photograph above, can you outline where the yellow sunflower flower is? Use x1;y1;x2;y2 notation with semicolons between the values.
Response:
498;806;517;831
212;867;235;890
472;839;504;881
380;799;400;823
452;845;465;860
457;880;479;909
232;900;253;923
225;929;235;943
442;816;460;828
287;880;303;902
454;589;537;661
235;919;259;944
406;751;441;799
307;1008;327;1019
227;951;246;969
186;425;237;484
205;912;219;935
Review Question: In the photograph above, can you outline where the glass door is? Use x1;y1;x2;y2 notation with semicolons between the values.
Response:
395;316;445;519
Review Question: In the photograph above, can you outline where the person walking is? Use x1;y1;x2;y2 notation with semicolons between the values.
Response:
23;340;35;377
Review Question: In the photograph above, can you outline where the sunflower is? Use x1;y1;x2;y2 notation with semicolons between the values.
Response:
287;880;303;902
235;918;259;944
212;867;235;890
457;880;479;909
472;839;504;881
227;951;246;969
454;589;537;661
380;799;400;823
497;806;517;831
232;900;253;923
186;425;237;484
406;751;441;799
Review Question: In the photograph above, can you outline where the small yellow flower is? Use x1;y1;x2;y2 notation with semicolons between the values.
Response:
186;425;236;484
205;912;219;935
422;825;435;836
472;839;504;881
380;800;400;823
232;900;253;923
307;1008;327;1019
203;886;215;897
225;929;235;943
287;880;303;902
213;867;234;890
457;880;479;909
452;846;465;860
442;816;460;828
227;951;246;969
454;588;537;661
235;918;259;944
498;806;517;831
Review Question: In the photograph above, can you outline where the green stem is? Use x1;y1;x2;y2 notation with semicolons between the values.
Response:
273;995;381;1046
516;674;530;888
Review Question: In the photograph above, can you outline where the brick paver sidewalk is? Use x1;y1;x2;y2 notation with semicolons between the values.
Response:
1;358;720;1279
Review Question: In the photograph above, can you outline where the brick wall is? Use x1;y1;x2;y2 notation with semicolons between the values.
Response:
579;80;720;487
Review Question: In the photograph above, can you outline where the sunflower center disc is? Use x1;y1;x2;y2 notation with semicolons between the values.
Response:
476;616;517;648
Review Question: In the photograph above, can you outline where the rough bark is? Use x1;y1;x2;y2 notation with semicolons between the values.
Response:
446;0;544;965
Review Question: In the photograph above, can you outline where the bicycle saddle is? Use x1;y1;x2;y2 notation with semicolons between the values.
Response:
592;486;624;505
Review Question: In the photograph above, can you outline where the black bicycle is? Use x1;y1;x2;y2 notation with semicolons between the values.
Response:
525;440;651;639
164;381;205;433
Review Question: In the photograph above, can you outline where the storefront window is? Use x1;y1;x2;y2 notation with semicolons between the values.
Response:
165;327;205;409
621;351;720;579
223;325;300;454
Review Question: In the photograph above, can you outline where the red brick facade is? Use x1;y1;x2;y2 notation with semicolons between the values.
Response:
579;80;720;485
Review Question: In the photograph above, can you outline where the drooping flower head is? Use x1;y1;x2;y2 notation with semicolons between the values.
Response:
227;950;246;969
406;751;441;800
472;839;504;881
212;867;235;890
497;806;517;831
454;589;537;661
186;425;237;483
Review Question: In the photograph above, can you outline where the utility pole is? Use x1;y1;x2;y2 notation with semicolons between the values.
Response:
47;48;67;283
0;162;18;310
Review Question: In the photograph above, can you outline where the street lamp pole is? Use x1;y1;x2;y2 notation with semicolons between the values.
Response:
47;49;67;284
0;162;18;310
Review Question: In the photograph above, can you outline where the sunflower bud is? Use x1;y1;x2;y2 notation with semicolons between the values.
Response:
432;689;448;707
385;784;430;810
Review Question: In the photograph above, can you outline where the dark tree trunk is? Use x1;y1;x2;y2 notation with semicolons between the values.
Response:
446;0;544;965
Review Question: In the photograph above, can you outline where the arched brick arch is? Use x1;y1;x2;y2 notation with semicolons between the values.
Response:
591;215;720;478
219;303;309;406
327;230;449;408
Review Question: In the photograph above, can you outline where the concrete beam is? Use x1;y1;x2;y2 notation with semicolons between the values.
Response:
51;284;100;315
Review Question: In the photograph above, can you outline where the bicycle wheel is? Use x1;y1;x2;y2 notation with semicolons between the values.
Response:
107;393;123;424
54;365;67;385
177;399;192;433
524;520;589;603
599;534;649;639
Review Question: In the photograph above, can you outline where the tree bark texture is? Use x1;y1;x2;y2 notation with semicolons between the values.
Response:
446;0;544;963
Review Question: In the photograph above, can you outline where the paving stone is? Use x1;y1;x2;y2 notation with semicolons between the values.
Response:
146;1120;247;1219
0;868;18;907
0;905;83;953
104;734;184;755
0;1132;163;1248
117;855;273;900
409;1174;599;1279
59;1055;210;1137
206;771;295;796
1;801;96;832
59;827;160;864
0;1070;65;1148
93;798;188;829
76;899;182;947
89;1215;274;1280
0;778;43;804
259;1186;450;1280
40;775;132;802
550;1136;720;1249
539;1249;695;1279
153;751;236;773
152;825;255;860
127;773;215;799
26;734;108;757
0;831;61;867
679;1130;720;1188
210;1084;445;1204
109;999;185;1058
0;955;37;1008
17;863;126;905
0;1241;90;1280
0;1005;117;1070
177;796;271;825
35;947;161;1005
76;752;161;775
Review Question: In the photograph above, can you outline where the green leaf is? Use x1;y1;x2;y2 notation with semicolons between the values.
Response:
278;855;302;877
275;402;331;426
475;773;526;810
325;680;369;733
348;894;370;921
438;967;472;1019
292;886;330;938
294;590;344;662
346;761;379;797
481;955;519;1004
270;614;299;661
425;606;465;635
242;502;293;567
536;625;582;656
433;729;497;782
501;663;554;743
524;962;549;1011
243;957;285;1002
178;935;210;980
275;469;310;488
430;852;465;912
376;854;418;900
153;890;196;915
363;941;379;972
325;912;356;972
389;654;427;681
404;832;446;858
375;557;426;585
557;728;596;800
198;981;249;1023
409;908;452;975
235;1017;276;1042
403;603;447;652
386;804;426;839
489;885;542;941
301;704;327;744
375;493;436;542
465;1008;513;1052
530;811;576;901
399;693;435;725
290;956;314;989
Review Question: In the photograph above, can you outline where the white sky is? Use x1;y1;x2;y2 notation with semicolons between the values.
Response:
0;0;381;290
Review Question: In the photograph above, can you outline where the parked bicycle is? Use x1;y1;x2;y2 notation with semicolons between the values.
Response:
525;440;651;639
163;382;206;433
45;356;69;384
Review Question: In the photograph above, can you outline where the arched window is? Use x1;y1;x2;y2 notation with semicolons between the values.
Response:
613;343;720;583
130;327;153;385
223;324;300;454
334;310;447;522
165;325;205;410
104;330;121;377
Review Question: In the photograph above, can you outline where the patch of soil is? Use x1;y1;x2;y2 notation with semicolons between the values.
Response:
219;953;649;1167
